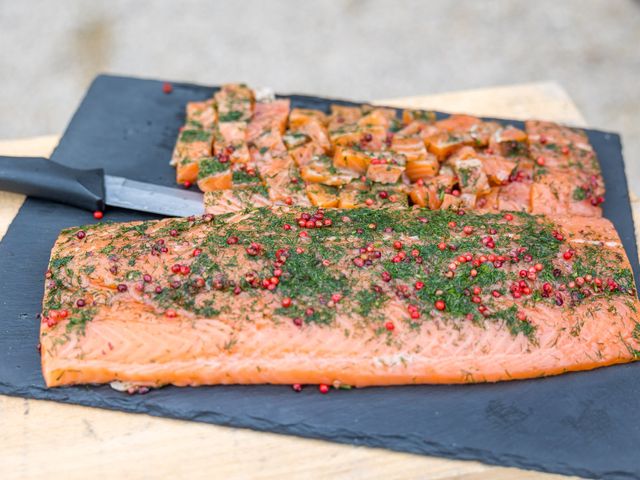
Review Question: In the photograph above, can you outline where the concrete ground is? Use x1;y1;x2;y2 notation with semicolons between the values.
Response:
0;0;638;186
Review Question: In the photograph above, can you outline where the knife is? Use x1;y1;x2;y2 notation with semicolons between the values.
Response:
0;156;203;217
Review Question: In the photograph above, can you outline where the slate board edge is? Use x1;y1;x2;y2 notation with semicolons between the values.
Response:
0;382;604;480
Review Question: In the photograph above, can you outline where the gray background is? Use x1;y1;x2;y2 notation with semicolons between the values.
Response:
1;0;638;188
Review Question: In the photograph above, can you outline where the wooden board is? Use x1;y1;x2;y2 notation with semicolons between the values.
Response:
1;82;635;480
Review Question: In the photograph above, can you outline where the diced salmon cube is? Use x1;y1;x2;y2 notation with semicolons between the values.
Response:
434;115;497;148
425;131;467;160
333;146;372;174
197;157;232;192
283;132;310;149
301;155;358;186
289;108;328;128
453;158;490;195
296;120;332;152
329;124;363;148
215;84;254;123
257;155;294;183
197;171;232;192
481;155;517;185
402;109;436;124
468;121;500;147
249;130;287;159
493;125;527;143
405;155;440;182
448;145;477;162
358;108;396;129
173;129;213;182
436;114;482;132
306;184;340;208
186;99;216;130
328;105;362;130
366;153;407;184
289;142;325;167
248;100;290;139
391;134;428;163
408;183;442;210
176;160;200;184
440;194;463;210
488;126;528;159
215;122;251;164
367;164;405;184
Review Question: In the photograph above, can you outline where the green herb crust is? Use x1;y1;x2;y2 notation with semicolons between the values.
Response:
43;209;636;348
198;157;230;179
179;129;212;143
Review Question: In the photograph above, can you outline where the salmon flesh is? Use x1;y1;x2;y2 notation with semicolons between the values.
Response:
40;208;639;388
170;84;606;217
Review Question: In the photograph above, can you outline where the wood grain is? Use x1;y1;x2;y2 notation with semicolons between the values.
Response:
2;82;633;480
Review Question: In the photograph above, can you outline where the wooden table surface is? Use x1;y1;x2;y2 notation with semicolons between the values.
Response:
1;83;637;480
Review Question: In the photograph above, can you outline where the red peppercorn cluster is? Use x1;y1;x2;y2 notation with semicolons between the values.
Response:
510;280;532;298
151;238;169;256
243;248;289;293
575;175;605;206
408;304;421;319
481;235;496;249
42;308;69;328
296;210;332;229
352;242;382;268
171;263;191;275
245;242;263;256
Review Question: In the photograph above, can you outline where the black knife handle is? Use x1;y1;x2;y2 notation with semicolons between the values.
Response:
0;156;105;211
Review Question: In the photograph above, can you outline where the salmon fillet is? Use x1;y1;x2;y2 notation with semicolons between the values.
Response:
40;208;639;388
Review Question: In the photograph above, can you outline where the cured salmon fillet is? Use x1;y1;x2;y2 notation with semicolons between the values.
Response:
41;208;639;388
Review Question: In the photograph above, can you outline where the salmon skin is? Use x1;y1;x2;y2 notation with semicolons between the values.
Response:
40;208;639;388
172;84;606;217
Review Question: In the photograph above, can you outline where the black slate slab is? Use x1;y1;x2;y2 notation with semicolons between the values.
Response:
0;74;638;479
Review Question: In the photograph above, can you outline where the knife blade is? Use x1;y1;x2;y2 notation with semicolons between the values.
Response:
0;156;203;217
105;175;203;217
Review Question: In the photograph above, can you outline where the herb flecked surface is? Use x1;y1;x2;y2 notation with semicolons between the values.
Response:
42;208;637;346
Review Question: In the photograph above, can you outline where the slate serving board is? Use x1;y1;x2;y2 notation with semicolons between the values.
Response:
1;74;638;480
